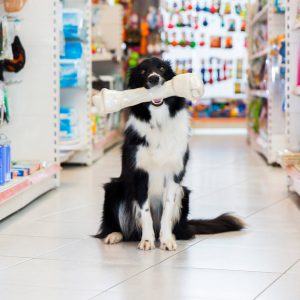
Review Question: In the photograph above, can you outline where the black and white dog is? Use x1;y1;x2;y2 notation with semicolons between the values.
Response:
95;57;244;251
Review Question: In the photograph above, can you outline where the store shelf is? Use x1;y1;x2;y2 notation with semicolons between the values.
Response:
250;5;268;27
192;118;246;129
0;164;60;220
293;21;300;31
249;129;268;160
287;166;300;196
60;58;82;64
92;52;113;62
249;48;269;60
202;94;247;101
294;86;300;96
248;89;269;98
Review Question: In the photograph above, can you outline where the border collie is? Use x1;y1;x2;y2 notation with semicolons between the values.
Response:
94;57;244;250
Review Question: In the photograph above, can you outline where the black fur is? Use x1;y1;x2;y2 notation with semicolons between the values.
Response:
94;57;244;243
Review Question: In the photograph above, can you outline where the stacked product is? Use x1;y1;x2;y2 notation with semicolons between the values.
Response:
11;161;43;178
60;106;81;160
60;9;86;88
189;99;246;119
91;106;105;144
0;134;11;186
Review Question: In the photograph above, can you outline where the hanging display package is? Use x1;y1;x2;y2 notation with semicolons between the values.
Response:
4;0;27;13
4;36;26;73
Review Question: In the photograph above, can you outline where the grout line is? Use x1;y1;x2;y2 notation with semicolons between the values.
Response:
0;233;82;240
166;265;281;274
88;237;211;300
0;257;33;271
244;194;291;219
253;259;300;300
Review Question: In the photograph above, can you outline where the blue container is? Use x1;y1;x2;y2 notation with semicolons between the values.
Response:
60;63;79;88
0;134;11;185
0;146;5;185
60;41;83;60
5;143;11;182
63;10;83;39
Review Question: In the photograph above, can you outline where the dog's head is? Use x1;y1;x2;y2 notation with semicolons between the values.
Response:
128;57;176;107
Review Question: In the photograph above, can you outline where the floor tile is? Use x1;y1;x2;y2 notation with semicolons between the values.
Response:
0;235;78;257
199;230;300;250
40;237;191;266
0;284;100;300
256;273;300;300
162;243;300;272
0;258;143;292
0;256;30;270
96;266;279;300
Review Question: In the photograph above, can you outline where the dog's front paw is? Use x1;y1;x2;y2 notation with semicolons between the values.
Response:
104;232;123;245
138;239;155;251
160;235;177;251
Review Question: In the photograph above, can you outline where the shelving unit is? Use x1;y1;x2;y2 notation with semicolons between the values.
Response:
247;0;286;164
59;1;124;165
0;0;60;220
250;3;268;26
283;0;300;195
60;0;93;165
161;0;248;126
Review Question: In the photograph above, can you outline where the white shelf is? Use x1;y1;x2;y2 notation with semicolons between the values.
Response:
0;0;60;218
60;58;82;64
251;5;268;27
92;52;113;62
293;20;300;31
287;166;300;196
249;48;269;60
249;129;269;160
294;86;300;96
248;89;269;98
0;165;60;220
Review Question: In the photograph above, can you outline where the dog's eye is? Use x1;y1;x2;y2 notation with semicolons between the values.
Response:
160;66;165;72
141;69;146;75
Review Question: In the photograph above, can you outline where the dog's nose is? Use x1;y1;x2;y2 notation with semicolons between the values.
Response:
147;75;160;85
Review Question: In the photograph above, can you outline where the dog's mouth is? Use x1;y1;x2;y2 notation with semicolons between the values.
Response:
152;98;164;106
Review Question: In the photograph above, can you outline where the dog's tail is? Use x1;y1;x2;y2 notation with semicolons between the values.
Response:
188;213;245;235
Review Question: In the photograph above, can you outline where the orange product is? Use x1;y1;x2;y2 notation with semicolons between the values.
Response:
140;18;149;56
4;0;27;13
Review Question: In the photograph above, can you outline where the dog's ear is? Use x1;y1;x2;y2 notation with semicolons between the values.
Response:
163;60;176;79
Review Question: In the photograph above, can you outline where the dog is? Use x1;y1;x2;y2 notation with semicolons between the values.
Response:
94;57;244;250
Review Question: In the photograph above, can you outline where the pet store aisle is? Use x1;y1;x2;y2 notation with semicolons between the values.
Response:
0;134;299;300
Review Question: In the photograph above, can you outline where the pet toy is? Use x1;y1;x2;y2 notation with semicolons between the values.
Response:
93;73;204;115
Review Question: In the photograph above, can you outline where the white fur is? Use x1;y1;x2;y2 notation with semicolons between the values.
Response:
138;201;156;250
126;104;190;250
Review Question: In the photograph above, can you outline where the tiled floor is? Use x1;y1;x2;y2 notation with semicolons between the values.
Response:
0;134;299;300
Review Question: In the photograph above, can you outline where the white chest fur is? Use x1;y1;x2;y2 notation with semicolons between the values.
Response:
126;104;190;196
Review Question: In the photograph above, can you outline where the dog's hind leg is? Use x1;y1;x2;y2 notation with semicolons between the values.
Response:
104;232;123;244
94;179;123;241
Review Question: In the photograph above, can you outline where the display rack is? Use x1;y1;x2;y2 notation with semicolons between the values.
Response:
91;3;124;162
60;0;93;165
283;0;300;195
247;0;286;164
60;0;124;165
160;0;248;124
0;0;60;220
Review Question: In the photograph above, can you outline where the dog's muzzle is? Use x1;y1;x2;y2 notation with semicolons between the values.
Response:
147;74;164;106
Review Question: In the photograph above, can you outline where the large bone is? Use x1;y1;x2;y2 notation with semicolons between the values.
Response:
92;73;204;115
